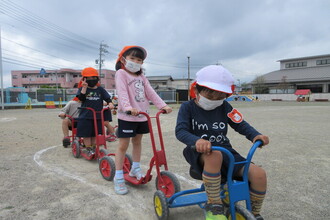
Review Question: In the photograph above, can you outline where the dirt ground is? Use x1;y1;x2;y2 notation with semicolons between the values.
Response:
0;101;329;220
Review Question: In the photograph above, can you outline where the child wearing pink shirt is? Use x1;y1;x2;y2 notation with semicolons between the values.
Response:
114;46;172;195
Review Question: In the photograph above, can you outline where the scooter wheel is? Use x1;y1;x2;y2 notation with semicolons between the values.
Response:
154;190;169;220
155;171;181;198
123;153;133;174
226;204;256;220
99;156;116;181
72;140;80;158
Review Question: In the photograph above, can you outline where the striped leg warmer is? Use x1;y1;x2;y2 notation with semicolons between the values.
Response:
250;188;266;216
202;171;222;204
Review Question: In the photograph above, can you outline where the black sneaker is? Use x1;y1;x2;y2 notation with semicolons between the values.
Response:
255;214;264;220
204;203;227;220
62;137;70;147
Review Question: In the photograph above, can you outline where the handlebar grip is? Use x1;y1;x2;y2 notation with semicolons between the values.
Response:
255;139;264;148
126;111;132;115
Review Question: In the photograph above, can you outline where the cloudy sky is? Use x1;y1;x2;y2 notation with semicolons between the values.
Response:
1;0;330;87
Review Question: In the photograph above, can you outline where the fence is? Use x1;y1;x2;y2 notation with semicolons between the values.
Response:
0;88;179;107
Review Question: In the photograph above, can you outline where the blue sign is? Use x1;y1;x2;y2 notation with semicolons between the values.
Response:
40;68;47;75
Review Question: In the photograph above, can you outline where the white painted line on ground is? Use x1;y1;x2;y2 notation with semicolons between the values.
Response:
33;145;136;209
175;174;201;188
33;145;201;212
0;117;17;122
33;145;86;183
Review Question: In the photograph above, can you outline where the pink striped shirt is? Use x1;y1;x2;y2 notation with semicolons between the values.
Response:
115;69;167;122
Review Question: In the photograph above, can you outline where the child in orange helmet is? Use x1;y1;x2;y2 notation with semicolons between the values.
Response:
76;67;114;153
113;46;172;195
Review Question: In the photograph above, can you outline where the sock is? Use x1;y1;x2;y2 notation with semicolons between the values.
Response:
250;188;266;216
202;171;222;204
115;170;124;179
132;162;140;170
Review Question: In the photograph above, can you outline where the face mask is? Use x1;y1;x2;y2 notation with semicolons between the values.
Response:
198;95;224;110
124;58;142;73
86;79;98;87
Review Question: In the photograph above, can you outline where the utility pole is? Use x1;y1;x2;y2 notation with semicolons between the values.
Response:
95;41;109;75
187;55;191;100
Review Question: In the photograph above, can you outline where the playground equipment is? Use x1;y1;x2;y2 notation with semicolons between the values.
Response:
45;94;56;109
153;141;264;220
294;89;311;102
58;97;63;108
5;87;29;104
226;95;254;102
99;110;181;198
25;98;32;110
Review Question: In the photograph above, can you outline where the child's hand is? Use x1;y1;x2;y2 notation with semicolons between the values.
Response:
81;78;88;88
108;103;114;110
253;135;269;147
195;139;212;155
129;108;140;116
162;105;172;114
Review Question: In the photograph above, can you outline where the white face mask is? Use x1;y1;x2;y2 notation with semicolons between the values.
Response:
124;58;142;73
198;94;224;110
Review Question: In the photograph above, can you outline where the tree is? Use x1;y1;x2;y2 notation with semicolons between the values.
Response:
253;75;269;94
277;75;289;93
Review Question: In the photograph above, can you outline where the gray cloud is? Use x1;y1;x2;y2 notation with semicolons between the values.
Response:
1;0;330;87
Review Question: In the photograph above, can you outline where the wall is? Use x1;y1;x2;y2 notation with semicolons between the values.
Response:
254;93;330;101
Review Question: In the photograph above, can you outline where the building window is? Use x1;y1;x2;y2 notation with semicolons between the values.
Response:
100;74;105;78
73;74;78;78
285;61;307;68
316;59;330;65
12;75;18;79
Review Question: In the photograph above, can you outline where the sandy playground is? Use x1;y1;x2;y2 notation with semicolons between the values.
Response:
0;101;329;220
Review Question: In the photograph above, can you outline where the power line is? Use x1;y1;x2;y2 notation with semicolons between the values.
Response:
2;37;86;67
0;0;99;50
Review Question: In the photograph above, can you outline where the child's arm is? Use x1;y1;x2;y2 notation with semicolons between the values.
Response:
77;79;88;101
175;102;200;146
101;89;114;110
226;103;268;144
58;102;71;118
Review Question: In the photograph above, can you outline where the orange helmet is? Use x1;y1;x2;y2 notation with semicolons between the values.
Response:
189;81;197;99
81;67;98;77
116;45;147;67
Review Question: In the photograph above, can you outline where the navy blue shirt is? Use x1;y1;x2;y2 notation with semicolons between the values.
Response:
77;87;110;119
175;99;261;148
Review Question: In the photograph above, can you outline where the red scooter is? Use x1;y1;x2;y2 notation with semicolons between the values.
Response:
71;107;111;161
99;110;180;198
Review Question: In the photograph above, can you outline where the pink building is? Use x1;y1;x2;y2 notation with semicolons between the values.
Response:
11;68;116;90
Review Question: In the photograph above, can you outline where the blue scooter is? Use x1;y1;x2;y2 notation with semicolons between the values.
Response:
153;140;264;220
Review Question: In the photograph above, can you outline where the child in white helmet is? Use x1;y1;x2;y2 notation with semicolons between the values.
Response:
175;65;269;220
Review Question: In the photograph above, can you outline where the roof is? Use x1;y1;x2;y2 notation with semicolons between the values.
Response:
255;65;330;84
294;89;311;95
278;54;330;62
